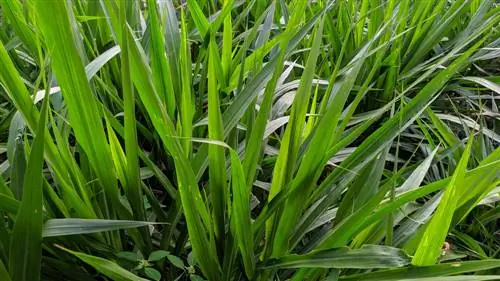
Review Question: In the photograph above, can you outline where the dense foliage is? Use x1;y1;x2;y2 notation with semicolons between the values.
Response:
0;0;499;280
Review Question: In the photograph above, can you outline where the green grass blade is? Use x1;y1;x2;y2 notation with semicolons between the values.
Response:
42;219;159;237
341;260;500;281
8;89;48;281
161;0;181;96
262;245;411;269
187;0;210;38
461;76;500;95
10;137;26;201
148;0;176;117
85;45;121;79
179;10;195;157
120;0;150;251
56;246;149;281
208;38;227;244
412;137;474;266
210;0;236;39
221;0;234;85
229;149;254;278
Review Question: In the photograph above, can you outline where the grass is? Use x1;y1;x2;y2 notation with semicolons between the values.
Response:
0;0;499;280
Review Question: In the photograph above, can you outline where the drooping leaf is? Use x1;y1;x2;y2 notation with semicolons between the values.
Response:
263;245;411;269
57;246;149;281
341;260;500;281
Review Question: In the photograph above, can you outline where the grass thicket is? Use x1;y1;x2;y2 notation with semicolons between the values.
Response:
0;0;500;280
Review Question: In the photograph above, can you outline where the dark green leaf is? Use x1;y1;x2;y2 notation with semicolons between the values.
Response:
167;254;185;269
148;250;170;262
144;267;161;281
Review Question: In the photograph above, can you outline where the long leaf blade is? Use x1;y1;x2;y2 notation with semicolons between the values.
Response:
9;89;49;281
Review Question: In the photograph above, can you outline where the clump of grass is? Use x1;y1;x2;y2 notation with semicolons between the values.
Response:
0;0;499;280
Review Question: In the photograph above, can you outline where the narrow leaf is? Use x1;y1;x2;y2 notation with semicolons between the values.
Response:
263;245;411;269
42;219;159;237
9;90;49;281
57;246;149;281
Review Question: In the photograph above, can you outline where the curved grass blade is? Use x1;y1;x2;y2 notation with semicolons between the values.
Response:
262;245;411;269
85;45;121;79
341;260;500;281
56;245;148;281
461;76;500;95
